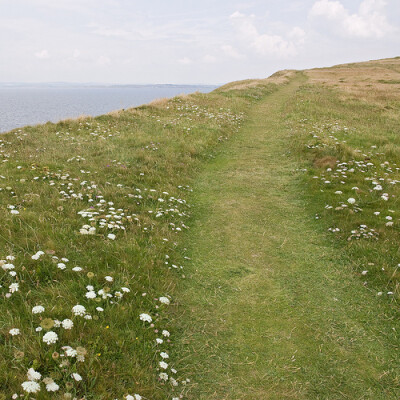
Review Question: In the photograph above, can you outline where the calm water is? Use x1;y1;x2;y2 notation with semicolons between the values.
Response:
0;84;217;133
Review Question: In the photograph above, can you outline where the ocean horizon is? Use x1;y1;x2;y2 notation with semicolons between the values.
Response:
0;83;218;133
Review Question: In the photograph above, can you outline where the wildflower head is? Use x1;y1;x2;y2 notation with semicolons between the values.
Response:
41;318;55;330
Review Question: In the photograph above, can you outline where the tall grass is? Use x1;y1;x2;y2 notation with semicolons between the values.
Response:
286;81;400;303
0;80;278;399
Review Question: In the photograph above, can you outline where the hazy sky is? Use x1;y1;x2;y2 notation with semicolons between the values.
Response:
1;0;399;84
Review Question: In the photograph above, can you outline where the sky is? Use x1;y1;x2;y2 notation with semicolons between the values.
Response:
0;0;399;84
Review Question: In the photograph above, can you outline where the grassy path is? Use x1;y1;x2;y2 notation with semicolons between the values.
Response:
175;76;399;399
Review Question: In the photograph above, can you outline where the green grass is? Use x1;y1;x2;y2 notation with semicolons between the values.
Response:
172;73;400;399
0;78;279;398
286;82;400;296
1;59;400;399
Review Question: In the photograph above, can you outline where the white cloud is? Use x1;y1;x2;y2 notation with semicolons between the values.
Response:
34;49;50;59
90;26;133;39
72;49;81;58
178;57;192;65
309;0;394;38
229;12;304;58
202;54;217;63
97;55;111;65
221;45;244;59
288;27;306;44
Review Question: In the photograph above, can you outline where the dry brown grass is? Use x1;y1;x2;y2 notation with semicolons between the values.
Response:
59;114;93;123
305;57;400;106
313;155;338;169
147;97;170;108
217;70;296;92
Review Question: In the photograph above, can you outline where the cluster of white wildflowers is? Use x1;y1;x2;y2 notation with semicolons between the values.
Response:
138;295;189;390
306;121;399;237
31;167;136;240
151;97;244;136
5;248;140;397
78;197;133;239
83;275;131;305
126;186;191;236
301;118;400;299
1;105;216;400
55;120;122;142
348;225;379;241
0;254;19;298
32;168;100;204
0;136;14;163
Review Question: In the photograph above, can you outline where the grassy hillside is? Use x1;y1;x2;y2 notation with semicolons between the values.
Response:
0;73;281;399
1;58;400;399
173;59;400;399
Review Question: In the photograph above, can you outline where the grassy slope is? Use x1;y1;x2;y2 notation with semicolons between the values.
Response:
0;76;279;399
174;64;400;399
1;58;400;399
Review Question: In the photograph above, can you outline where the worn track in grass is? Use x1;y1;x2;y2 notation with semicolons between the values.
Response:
176;75;399;399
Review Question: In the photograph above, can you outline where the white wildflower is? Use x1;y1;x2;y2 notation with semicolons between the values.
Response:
159;372;168;381
32;305;45;314
139;313;152;323
65;347;77;357
9;328;20;336
27;368;41;381
85;291;97;299
170;377;178;386
31;251;44;260
72;305;86;316
54;320;61;328
159;297;170;305
45;380;59;392
9;282;19;293
43;331;58;345
159;361;168;369
21;381;41;393
62;319;74;330
71;372;82;381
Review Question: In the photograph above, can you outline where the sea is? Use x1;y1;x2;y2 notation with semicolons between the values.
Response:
0;83;218;133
